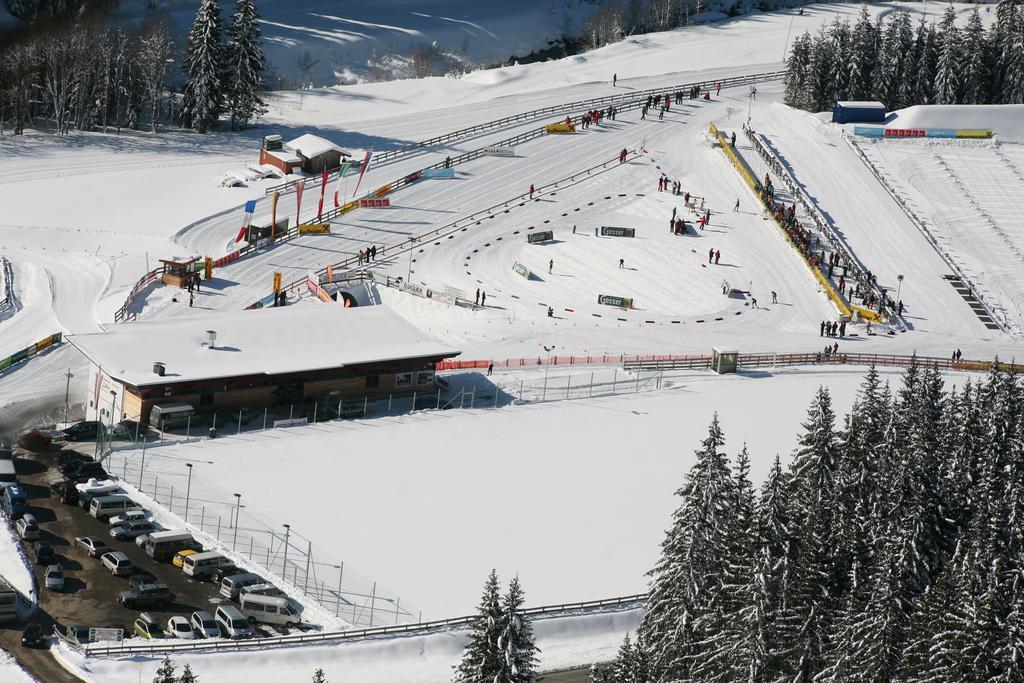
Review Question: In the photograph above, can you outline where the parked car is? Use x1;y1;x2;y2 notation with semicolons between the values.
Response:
16;430;51;452
239;583;286;599
57;450;91;468
15;514;40;541
3;484;28;518
189;610;220;639
62;462;108;483
211;565;249;585
32;541;56;565
108;510;147;527
118;584;175;609
172;549;198;568
133;613;164;639
77;483;119;510
214;605;254;640
128;572;157;591
50;481;79;505
75;535;110;558
110;521;158;541
44;564;64;591
135;533;151;548
57;421;100;442
101;551;134;576
21;622;45;648
166;616;196;640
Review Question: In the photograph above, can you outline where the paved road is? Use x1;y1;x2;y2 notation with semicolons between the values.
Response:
539;666;591;682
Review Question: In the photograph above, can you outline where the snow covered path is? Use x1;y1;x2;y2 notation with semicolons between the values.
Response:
753;104;995;343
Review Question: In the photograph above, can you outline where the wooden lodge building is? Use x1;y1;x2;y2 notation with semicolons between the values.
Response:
68;306;460;425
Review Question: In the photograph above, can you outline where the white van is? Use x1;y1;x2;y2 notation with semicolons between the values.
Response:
239;593;302;628
149;402;195;430
182;551;234;580
90;494;143;522
219;573;264;601
214;604;254;639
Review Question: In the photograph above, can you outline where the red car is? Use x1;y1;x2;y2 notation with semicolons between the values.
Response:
16;430;51;452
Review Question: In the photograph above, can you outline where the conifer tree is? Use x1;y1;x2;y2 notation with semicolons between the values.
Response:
784;31;813;110
806;27;837;111
846;6;877;101
153;656;176;683
178;664;199;683
311;669;327;683
183;0;225;133
933;6;961;104
640;414;736;681
960;7;989;104
494;576;540;682
225;0;267;131
454;570;504;683
912;19;938;105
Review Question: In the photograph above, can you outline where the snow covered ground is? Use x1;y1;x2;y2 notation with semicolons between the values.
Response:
103;365;974;619
0;651;37;683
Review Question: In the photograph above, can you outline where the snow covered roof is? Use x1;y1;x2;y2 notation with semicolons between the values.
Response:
835;101;886;109
265;149;302;165
286;134;350;159
68;305;460;388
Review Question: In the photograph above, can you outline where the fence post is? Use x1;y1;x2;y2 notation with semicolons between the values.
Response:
612;369;617;395
237;410;242;435
216;515;221;540
169;485;174;512
590;372;594;397
304;541;312;595
200;506;205;531
249;536;254;560
336;563;344;617
566;376;571;399
636;370;641;392
263;407;268;430
313;402;318;423
154;475;159;502
369;582;377;625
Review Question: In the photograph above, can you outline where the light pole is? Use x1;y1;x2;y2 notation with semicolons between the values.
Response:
747;88;755;124
232;493;242;549
896;274;904;306
542;345;554;400
63;369;74;426
184;464;194;523
281;524;291;577
106;390;117;455
406;237;416;282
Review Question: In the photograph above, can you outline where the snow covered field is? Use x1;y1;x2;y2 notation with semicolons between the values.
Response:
107;365;974;618
0;651;37;683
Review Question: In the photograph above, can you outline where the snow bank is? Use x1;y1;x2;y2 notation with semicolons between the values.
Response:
0;650;38;683
0;512;35;601
887;104;1024;143
53;605;641;682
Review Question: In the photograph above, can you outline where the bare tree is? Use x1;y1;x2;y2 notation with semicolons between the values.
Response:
584;0;625;48
136;16;174;132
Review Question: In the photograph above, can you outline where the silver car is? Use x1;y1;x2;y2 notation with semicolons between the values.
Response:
110;521;158;541
189;610;220;639
44;564;64;591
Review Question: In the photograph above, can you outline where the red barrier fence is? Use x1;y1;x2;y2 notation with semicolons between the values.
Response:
359;198;391;208
213;250;241;268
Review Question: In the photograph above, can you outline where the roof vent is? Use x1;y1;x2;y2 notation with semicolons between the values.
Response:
153;362;166;377
206;330;217;349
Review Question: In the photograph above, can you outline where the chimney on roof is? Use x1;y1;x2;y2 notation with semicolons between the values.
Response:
153;362;166;377
206;330;217;349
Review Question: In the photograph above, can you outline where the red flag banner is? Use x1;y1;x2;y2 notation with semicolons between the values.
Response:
296;180;305;226
317;171;328;220
271;191;280;237
353;150;373;198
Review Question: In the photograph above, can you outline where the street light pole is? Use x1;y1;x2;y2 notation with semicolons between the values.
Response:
282;524;291;577
63;369;74;426
232;493;242;549
406;238;416;282
106;390;117;456
184;464;194;523
896;274;904;306
542;345;554;401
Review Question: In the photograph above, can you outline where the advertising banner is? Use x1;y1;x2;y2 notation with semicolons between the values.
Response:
298;224;331;235
512;262;532;279
423;168;455;179
273;272;281;293
484;146;516;157
527;231;554;243
598;294;633;309
600;226;636;238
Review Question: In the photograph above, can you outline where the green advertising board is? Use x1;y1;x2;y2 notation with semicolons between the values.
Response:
513;262;532;279
527;231;554;243
600;226;636;238
598;294;633;309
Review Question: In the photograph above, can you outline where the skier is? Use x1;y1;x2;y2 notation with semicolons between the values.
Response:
708;248;714;264
358;249;364;265
733;198;740;212
716;82;721;96
705;209;711;226
481;291;486;306
613;73;617;87
549;259;553;274
195;274;201;291
487;362;493;376
547;306;553;317
189;292;194;308
658;106;665;120
444;156;452;168
619;258;624;269
475;288;480;306
529;184;535;199
715;250;721;264
771;290;777;304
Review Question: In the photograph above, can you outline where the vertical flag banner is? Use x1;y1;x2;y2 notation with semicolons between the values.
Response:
333;162;350;207
235;198;258;242
317;171;329;219
296;179;306;226
271;191;280;237
353;150;373;198
326;264;334;282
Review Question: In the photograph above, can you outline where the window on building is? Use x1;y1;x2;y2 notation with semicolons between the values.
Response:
395;373;412;388
365;370;380;389
417;371;435;386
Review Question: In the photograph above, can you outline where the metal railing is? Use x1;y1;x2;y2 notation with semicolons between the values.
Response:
265;69;786;195
621;351;1017;373
113;267;162;323
66;593;647;657
249;148;642;308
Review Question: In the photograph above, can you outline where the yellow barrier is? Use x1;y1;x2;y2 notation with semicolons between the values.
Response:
955;129;992;139
299;224;331;235
337;201;358;216
35;337;53;353
374;184;393;198
852;306;883;323
709;124;759;193
544;123;576;134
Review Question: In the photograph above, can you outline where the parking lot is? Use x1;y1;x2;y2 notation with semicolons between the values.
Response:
2;441;246;674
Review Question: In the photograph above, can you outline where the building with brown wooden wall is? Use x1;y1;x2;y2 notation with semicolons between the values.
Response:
68;306;460;425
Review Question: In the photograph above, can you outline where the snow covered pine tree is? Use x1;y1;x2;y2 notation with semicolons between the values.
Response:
225;0;267;131
183;0;225;133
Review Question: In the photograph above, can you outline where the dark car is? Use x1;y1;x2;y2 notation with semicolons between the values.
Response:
57;450;92;468
21;622;45;648
211;565;249;584
62;463;108;484
32;540;56;565
118;584;175;609
16;430;51;452
58;421;100;442
50;481;80;505
128;572;158;592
